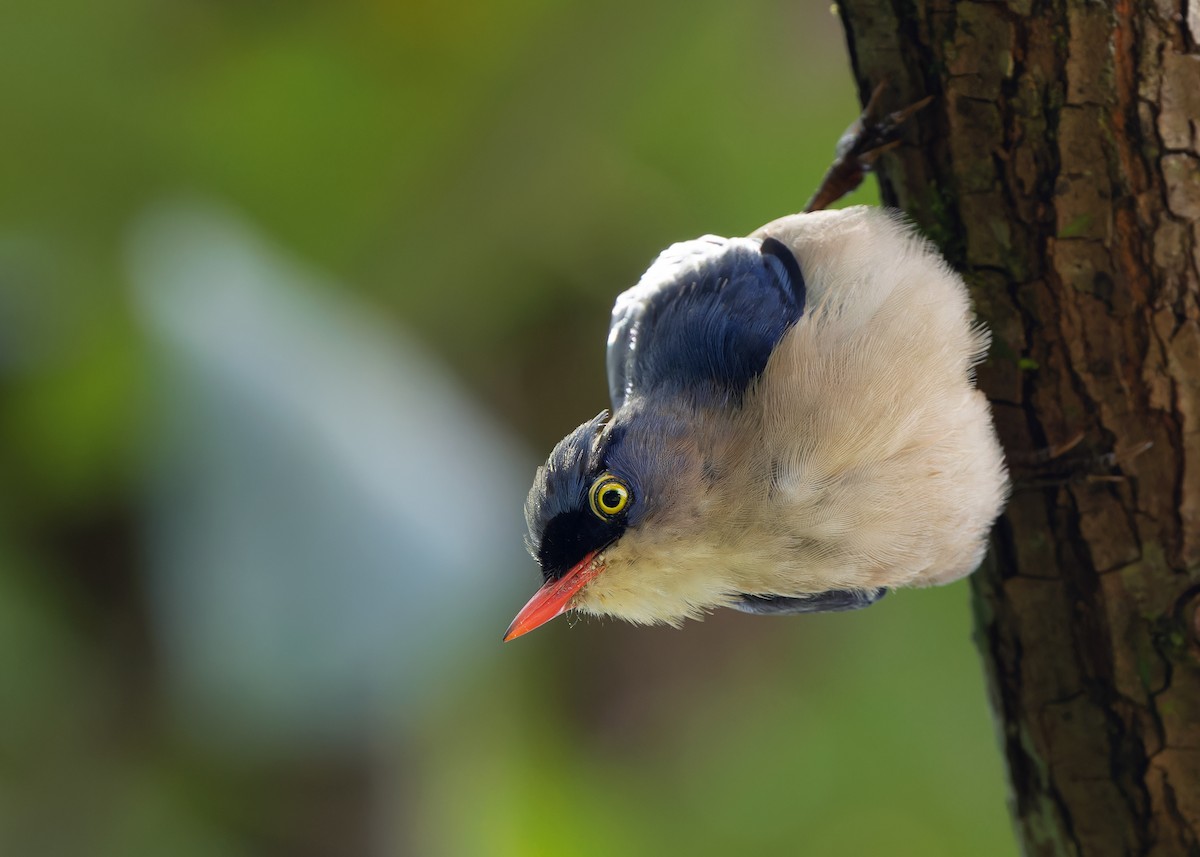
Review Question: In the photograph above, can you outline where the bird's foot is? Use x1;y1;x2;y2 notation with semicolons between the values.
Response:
805;81;933;213
1011;432;1153;490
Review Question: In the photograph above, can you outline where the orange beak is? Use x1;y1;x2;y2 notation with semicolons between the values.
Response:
503;551;602;641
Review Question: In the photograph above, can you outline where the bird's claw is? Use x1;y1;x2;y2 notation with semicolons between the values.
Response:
805;82;933;213
1012;434;1153;491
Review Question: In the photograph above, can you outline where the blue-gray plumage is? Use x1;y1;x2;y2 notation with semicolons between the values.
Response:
606;235;806;409
507;206;1009;640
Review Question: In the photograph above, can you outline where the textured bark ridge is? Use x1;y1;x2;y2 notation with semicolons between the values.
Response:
835;2;1200;854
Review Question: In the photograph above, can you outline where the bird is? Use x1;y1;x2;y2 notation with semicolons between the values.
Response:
503;204;1010;641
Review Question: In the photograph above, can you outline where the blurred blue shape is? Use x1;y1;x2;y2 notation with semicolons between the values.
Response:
128;200;532;754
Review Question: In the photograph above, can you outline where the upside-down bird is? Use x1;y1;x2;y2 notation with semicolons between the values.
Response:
505;206;1009;640
505;99;1008;641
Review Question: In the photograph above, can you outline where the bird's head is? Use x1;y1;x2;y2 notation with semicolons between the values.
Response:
506;411;635;641
505;406;721;640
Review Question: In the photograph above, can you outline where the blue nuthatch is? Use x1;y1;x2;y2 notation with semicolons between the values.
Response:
505;206;1009;640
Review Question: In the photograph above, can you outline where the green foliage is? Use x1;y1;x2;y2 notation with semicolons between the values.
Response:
0;0;1015;854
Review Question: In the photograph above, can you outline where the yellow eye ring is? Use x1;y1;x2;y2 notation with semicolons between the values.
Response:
589;475;631;519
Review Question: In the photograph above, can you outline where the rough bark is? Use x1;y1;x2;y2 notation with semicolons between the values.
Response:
834;2;1200;854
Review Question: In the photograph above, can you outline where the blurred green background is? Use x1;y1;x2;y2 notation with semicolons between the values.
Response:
0;0;1017;855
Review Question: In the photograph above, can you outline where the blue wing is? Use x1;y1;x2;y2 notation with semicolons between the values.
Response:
732;588;889;615
606;235;806;409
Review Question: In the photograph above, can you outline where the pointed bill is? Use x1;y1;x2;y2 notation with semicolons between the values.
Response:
503;551;601;641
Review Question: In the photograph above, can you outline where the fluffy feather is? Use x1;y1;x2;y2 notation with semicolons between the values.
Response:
526;206;1009;628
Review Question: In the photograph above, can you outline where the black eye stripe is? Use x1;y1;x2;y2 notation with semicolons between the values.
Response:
536;510;622;583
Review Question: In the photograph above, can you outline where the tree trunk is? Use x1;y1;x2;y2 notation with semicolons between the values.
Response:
833;2;1200;854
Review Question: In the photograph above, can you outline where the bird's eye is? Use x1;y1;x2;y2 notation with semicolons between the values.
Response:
589;475;631;519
